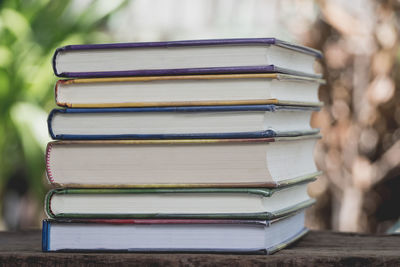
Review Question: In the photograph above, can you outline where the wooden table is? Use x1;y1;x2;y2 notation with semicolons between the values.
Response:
1;230;399;266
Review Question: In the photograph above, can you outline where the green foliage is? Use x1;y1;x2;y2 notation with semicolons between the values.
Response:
0;0;127;199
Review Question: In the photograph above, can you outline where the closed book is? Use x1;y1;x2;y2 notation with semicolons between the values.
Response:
47;105;319;140
45;136;320;188
42;211;308;253
52;38;322;78
55;74;324;108
44;181;315;220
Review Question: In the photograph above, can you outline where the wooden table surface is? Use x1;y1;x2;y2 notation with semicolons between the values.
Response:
0;230;399;266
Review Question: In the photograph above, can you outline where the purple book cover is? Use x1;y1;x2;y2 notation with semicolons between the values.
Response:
52;38;322;78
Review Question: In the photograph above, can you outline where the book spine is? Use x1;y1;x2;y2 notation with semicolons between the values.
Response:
52;47;65;77
54;80;70;108
52;130;277;141
42;220;50;251
45;142;54;184
44;189;57;219
47;109;61;140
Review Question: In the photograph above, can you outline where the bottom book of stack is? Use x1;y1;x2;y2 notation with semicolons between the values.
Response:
43;211;307;253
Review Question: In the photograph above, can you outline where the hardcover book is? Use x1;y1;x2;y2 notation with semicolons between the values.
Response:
44;183;315;220
55;73;324;108
52;38;322;78
42;211;308;253
47;105;320;140
45;136;320;188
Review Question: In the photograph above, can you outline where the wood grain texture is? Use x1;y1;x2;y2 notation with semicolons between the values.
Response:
0;230;399;266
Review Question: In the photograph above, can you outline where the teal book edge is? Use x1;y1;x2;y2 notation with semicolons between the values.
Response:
45;177;316;220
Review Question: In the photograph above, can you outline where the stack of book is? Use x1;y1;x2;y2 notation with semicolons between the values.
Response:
42;38;324;254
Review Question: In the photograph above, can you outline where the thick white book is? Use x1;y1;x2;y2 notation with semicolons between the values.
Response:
45;136;320;188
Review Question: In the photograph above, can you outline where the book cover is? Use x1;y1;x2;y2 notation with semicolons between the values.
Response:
42;216;309;253
47;104;320;140
44;185;316;220
52;38;322;78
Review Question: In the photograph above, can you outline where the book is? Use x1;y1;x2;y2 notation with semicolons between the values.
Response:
45;136;320;188
52;38;322;78
44;184;314;220
42;211;308;253
55;74;324;108
47;105;319;140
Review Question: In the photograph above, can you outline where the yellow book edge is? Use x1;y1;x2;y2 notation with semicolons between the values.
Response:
58;99;323;108
58;73;325;84
47;134;321;146
55;73;324;108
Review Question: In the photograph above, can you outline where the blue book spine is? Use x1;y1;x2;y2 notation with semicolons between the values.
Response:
42;220;50;252
47;105;319;140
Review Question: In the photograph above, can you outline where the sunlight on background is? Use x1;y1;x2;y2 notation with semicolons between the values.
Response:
0;0;399;233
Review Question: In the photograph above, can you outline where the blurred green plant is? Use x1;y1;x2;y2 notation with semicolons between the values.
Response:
0;0;128;224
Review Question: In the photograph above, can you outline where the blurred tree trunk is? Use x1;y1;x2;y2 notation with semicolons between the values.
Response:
306;0;400;233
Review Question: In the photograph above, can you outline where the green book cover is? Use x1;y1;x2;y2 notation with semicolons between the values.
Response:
45;178;315;220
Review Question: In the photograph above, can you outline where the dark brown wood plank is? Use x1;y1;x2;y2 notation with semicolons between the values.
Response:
0;230;399;266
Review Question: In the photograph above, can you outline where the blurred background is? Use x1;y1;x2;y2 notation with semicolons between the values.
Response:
0;0;399;233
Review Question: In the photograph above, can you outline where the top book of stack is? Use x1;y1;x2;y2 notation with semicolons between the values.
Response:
52;38;322;78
